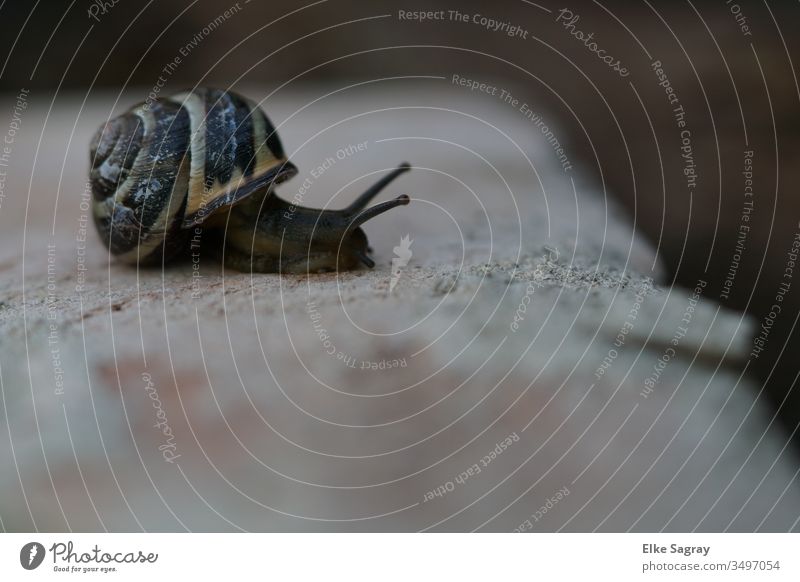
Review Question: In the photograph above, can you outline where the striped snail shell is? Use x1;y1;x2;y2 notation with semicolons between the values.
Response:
89;88;412;273
89;88;297;264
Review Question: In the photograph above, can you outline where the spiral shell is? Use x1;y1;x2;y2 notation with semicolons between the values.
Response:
89;88;297;264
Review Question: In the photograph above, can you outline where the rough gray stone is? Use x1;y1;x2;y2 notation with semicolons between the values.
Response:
0;88;796;532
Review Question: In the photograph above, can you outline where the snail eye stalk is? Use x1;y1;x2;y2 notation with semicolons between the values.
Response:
345;162;411;214
347;195;411;229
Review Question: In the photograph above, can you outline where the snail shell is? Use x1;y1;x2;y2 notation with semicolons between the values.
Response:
89;88;297;264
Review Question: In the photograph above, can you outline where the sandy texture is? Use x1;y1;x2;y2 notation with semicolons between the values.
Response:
0;87;797;531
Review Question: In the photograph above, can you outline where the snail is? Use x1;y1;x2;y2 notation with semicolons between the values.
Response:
89;87;411;273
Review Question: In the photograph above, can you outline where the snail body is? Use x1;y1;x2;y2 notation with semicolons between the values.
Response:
89;87;411;272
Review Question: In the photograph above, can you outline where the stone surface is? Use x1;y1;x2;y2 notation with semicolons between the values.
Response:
0;87;797;531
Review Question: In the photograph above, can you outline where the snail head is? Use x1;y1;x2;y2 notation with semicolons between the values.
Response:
235;162;412;273
304;163;412;271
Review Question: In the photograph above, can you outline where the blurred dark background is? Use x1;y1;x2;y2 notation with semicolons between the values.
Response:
1;0;799;440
